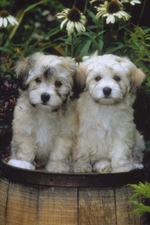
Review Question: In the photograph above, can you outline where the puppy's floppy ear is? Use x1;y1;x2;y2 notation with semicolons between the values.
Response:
93;50;98;56
15;52;44;91
116;57;146;94
130;66;146;94
70;64;86;99
15;57;29;91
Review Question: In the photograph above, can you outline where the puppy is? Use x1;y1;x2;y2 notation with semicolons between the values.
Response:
73;54;145;173
8;52;84;173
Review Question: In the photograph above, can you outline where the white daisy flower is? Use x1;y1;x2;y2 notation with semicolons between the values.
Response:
56;7;87;36
95;0;131;24
90;0;104;4
90;0;100;4
0;10;18;28
120;0;141;5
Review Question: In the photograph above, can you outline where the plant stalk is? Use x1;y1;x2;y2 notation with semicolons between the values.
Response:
84;0;88;14
71;33;74;57
137;0;146;26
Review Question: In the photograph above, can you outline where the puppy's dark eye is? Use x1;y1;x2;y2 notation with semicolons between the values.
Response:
114;76;121;82
55;81;62;87
95;76;101;82
35;78;42;83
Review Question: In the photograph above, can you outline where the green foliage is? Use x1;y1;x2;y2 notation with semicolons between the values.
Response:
145;141;150;152
0;0;11;7
0;0;64;57
125;25;150;96
0;0;150;97
128;26;150;60
128;182;150;214
0;0;148;58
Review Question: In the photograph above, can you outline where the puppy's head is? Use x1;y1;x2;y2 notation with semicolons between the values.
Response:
15;52;85;110
80;54;145;105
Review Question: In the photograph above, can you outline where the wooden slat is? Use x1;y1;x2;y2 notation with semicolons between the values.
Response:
37;187;78;225
5;182;39;225
79;188;117;225
0;178;10;225
115;186;146;225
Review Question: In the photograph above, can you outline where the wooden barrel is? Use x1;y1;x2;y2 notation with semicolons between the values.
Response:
0;157;147;225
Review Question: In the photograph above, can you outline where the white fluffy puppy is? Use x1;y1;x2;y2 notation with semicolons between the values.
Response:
73;54;145;173
8;52;84;172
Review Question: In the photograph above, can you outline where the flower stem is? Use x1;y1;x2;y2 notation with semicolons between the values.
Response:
137;0;146;26
4;9;25;48
71;33;74;57
74;0;77;7
65;35;70;56
97;17;100;33
101;17;104;37
84;0;88;14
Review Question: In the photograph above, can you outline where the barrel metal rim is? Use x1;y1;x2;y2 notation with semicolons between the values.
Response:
1;157;145;188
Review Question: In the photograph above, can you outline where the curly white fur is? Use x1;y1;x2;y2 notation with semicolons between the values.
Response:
73;54;145;173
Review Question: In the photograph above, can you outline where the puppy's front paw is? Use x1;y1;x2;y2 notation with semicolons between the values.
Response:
93;160;112;173
46;161;73;173
111;158;136;172
133;162;144;169
73;162;92;173
111;163;135;173
8;159;35;170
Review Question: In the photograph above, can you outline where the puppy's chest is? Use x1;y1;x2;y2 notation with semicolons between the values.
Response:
81;107;122;137
35;114;59;146
92;114;114;136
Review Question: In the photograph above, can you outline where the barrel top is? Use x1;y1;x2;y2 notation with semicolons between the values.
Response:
1;157;145;188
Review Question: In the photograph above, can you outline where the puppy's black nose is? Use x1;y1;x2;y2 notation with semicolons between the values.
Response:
103;87;112;97
41;93;50;103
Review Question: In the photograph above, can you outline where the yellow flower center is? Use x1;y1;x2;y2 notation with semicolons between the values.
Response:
68;7;81;22
75;56;83;63
0;10;9;18
107;0;121;14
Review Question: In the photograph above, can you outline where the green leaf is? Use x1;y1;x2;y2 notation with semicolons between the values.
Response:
105;42;125;54
79;39;92;56
86;25;97;30
74;40;87;56
145;141;150;152
129;193;139;200
87;9;97;24
0;47;13;55
129;201;150;214
98;39;104;53
24;25;30;29
32;28;61;48
81;31;96;39
130;208;150;214
97;30;106;36
24;0;49;13
3;75;11;78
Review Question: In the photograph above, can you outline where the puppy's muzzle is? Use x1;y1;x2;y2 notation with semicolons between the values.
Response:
103;87;112;97
41;93;50;104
